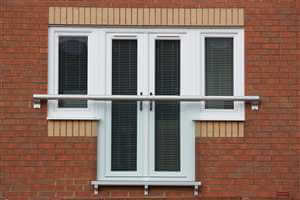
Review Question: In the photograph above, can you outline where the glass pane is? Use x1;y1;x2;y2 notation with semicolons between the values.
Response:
155;40;180;171
205;38;234;109
111;40;137;171
58;36;88;108
111;102;137;171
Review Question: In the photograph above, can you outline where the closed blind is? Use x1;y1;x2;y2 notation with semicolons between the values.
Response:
205;38;234;109
155;40;180;171
111;40;137;171
58;36;87;108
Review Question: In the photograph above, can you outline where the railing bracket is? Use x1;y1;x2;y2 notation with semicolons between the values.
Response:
33;99;41;109
93;184;99;195
251;101;260;111
144;185;149;196
194;185;199;196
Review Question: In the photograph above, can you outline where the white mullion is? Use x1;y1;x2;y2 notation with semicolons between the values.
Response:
137;33;146;177
104;33;112;178
97;30;106;180
180;34;187;177
200;33;206;110
87;31;98;117
148;34;156;177
140;33;150;177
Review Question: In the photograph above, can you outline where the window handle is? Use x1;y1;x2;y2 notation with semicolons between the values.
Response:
140;92;143;111
150;92;153;111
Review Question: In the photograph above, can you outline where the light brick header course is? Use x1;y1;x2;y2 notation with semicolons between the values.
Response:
49;7;244;26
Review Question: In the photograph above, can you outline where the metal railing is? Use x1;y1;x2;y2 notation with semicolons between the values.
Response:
33;94;260;110
90;180;202;196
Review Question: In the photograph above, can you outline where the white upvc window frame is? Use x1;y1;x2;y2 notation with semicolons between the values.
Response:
48;28;100;120
48;27;245;184
103;32;145;178
99;29;195;182
148;33;193;179
196;29;245;121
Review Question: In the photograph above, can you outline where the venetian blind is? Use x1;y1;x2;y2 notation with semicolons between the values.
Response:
155;40;180;171
58;36;88;108
111;40;137;171
205;38;234;109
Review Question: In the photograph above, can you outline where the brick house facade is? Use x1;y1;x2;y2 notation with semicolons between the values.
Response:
0;0;300;200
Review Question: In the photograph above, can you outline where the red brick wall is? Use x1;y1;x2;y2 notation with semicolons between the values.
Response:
0;0;299;199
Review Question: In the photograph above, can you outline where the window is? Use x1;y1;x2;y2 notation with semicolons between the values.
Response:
111;39;138;171
205;38;233;109
100;32;194;181
198;30;245;121
48;28;244;182
48;29;99;119
155;40;180;172
58;36;88;108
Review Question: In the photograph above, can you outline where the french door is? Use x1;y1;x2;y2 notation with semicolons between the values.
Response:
148;35;181;177
102;31;194;181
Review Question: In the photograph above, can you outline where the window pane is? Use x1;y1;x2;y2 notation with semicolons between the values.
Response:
111;40;137;171
205;38;234;109
58;36;87;108
155;40;180;171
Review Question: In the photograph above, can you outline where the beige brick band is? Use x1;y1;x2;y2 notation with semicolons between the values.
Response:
48;120;244;137
49;7;244;26
195;121;244;138
48;120;98;137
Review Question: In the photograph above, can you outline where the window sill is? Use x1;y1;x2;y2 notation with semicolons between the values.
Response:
47;116;100;120
90;180;202;196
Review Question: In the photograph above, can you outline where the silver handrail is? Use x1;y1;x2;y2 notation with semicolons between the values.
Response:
33;94;260;110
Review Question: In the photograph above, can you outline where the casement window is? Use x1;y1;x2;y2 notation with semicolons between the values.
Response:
58;36;88;108
48;28;244;182
48;29;99;119
205;38;234;109
198;30;245;121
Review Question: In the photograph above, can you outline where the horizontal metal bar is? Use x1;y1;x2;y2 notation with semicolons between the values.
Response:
91;180;201;196
33;94;260;102
33;94;260;110
91;180;201;186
